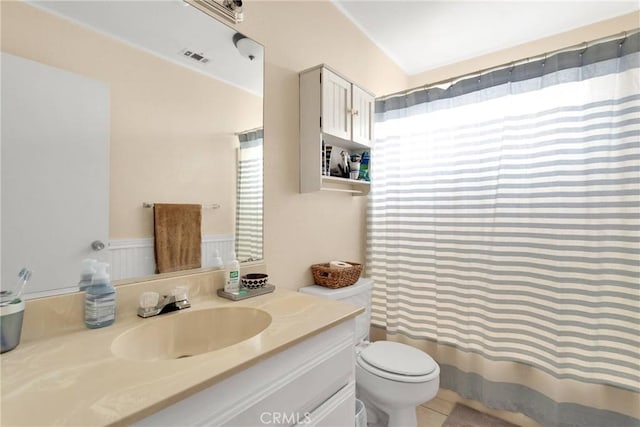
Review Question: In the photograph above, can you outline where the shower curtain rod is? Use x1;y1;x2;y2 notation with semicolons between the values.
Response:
378;28;639;101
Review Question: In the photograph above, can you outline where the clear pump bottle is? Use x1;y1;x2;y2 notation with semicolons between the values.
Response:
78;258;97;291
84;262;116;329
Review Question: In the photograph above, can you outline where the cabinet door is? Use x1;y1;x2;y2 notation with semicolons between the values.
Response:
321;68;351;141
351;85;374;147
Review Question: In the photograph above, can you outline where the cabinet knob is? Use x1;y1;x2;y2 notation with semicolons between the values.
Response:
352;109;359;116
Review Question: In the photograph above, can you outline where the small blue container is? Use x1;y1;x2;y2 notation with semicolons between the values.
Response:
1;300;25;353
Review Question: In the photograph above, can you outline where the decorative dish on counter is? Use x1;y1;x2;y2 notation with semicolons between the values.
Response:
241;273;269;289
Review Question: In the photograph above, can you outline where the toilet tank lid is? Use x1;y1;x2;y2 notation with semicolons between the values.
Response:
299;278;373;299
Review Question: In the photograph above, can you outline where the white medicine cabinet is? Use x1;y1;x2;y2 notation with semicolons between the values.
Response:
300;65;375;195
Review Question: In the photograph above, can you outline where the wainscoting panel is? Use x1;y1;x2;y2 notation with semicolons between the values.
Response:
201;234;236;270
108;238;155;281
109;235;234;281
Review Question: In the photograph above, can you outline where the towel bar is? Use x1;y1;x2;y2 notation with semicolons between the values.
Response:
142;202;221;209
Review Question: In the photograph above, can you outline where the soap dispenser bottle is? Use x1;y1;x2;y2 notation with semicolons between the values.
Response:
224;252;240;293
211;249;224;269
78;258;97;291
84;262;116;329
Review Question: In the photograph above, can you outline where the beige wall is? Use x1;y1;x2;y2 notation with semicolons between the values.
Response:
1;1;262;239
236;1;409;289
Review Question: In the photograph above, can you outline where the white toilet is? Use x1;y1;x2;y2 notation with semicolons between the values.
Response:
300;278;440;427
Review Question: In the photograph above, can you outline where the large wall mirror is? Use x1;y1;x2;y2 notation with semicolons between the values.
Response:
1;0;263;298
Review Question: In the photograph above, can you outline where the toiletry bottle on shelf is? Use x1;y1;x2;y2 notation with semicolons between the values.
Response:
358;151;370;181
78;258;97;291
84;262;116;329
224;252;240;293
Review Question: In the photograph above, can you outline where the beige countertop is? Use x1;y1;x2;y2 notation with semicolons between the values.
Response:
0;289;362;426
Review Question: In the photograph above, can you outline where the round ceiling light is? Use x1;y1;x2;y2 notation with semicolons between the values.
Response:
233;33;261;61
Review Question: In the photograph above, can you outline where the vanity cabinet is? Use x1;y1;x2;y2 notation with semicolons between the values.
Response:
135;319;356;426
300;65;375;195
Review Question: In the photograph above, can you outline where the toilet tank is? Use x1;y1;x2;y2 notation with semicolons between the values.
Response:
299;278;373;344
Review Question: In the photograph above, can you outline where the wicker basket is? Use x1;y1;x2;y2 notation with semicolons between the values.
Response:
311;262;363;289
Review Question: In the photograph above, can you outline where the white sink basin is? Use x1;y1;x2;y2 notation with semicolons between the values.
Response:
111;307;272;361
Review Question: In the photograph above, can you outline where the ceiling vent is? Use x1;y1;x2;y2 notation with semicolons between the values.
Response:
180;49;210;64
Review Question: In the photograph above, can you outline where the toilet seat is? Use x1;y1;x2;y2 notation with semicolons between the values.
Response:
357;341;437;383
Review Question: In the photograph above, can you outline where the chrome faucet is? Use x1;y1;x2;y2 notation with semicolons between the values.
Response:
138;287;191;318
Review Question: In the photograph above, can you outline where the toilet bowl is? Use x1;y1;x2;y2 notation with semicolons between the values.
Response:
356;341;439;426
299;279;440;427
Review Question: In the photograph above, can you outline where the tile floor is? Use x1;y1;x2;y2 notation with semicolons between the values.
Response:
415;389;544;427
416;395;454;427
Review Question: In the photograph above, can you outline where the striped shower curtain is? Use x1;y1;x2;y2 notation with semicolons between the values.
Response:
369;33;639;426
236;129;263;262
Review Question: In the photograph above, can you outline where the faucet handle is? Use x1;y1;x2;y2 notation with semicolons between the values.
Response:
172;286;189;302
139;291;160;309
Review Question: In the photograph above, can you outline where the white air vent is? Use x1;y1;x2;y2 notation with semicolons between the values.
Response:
180;49;210;64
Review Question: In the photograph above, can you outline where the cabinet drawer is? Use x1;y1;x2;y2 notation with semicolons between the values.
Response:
298;381;356;427
226;342;353;426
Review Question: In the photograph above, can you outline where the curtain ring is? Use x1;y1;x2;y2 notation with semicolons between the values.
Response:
618;31;627;57
579;41;588;56
619;31;628;46
579;41;588;66
508;63;516;84
446;79;455;91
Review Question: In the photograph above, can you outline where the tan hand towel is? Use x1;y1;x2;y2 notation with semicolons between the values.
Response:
153;203;202;274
